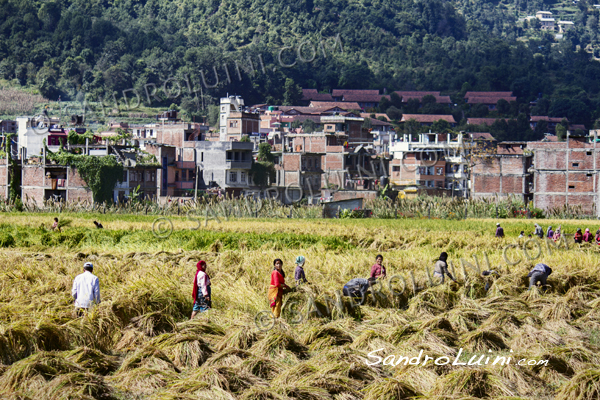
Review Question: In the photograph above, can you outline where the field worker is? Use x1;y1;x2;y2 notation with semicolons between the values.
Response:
574;228;583;244
72;262;100;317
294;256;308;285
93;221;104;229
269;258;290;318
51;217;61;232
370;255;386;279
342;277;376;305
534;224;544;238
553;226;561;242
583;228;593;243
547;226;554;239
528;263;552;290
596;229;600;245
433;252;457;284
191;260;211;319
518;231;524;239
495;223;504;238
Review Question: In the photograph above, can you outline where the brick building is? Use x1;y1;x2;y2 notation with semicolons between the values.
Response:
470;142;533;203
528;134;600;215
21;162;92;203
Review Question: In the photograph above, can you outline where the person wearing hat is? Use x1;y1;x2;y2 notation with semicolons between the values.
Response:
191;260;211;319
71;262;101;317
495;223;504;238
294;256;308;285
433;252;457;284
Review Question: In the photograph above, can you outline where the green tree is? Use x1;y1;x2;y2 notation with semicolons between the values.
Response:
386;106;402;121
283;78;303;106
257;143;274;162
432;119;451;133
496;99;510;115
378;97;391;112
207;105;220;127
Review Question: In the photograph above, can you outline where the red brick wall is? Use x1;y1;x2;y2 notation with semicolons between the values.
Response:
22;188;43;203
68;188;93;202
22;166;45;187
333;190;377;201
69;168;87;188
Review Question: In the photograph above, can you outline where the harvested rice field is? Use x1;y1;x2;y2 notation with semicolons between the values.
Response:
1;213;600;399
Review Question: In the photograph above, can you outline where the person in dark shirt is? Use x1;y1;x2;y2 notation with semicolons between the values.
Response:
294;256;308;285
495;223;504;238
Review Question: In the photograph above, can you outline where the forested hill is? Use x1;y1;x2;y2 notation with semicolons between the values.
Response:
1;0;600;125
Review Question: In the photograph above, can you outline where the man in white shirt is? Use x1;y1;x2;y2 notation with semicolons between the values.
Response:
72;262;101;316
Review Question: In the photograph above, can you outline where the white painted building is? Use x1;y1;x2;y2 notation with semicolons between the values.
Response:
219;96;245;141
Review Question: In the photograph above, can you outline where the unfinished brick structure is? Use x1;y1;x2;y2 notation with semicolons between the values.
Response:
470;142;533;203
21;163;92;204
528;136;599;215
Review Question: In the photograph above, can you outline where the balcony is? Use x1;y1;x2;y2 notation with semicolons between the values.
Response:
226;160;252;169
175;181;195;189
176;161;196;169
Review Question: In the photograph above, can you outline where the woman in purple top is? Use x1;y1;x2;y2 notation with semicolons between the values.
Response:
294;256;308;285
370;254;386;279
495;223;504;238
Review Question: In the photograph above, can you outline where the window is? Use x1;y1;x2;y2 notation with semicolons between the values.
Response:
315;159;320;169
182;171;187;181
587;173;593;177
587;151;592;156
308;158;312;168
573;163;579;167
569;185;575;189
393;166;400;172
436;167;444;175
229;171;237;183
230;122;234;127
241;172;246;183
201;152;204;162
123;171;128;181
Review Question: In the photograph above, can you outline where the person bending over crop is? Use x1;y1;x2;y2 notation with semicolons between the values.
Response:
72;262;100;317
370;255;386;279
433;252;457;284
191;260;211;319
528;263;552;290
294;256;308;285
583;228;593;243
533;224;544;239
269;259;290;318
574;228;583;243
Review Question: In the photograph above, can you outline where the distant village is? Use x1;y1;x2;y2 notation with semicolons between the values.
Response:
1;88;599;216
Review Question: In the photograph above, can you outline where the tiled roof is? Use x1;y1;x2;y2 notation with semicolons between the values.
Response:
466;96;516;104
467;118;506;125
360;113;390;121
309;101;362;110
301;89;333;101
394;91;440;97
470;132;496;140
401;95;452;104
342;94;390;102
332;89;379;97
401;114;456;123
464;91;513;97
530;116;568;123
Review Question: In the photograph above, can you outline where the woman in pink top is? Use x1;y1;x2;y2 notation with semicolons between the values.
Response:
370;254;386;279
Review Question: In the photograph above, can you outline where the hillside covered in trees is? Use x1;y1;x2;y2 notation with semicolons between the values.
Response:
2;0;600;126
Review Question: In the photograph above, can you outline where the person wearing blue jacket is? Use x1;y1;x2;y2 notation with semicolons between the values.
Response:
528;263;552;290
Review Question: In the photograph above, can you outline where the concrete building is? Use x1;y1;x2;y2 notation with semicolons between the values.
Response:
470;142;533;203
528;134;600;215
274;143;324;203
219;96;260;141
389;132;469;196
17;116;60;159
536;11;555;30
195;141;254;197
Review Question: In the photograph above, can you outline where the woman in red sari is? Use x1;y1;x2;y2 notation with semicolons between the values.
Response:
268;258;290;318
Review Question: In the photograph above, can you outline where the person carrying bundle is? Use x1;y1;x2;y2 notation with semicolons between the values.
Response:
528;263;552;290
433;252;457;284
